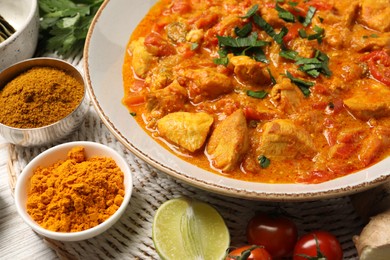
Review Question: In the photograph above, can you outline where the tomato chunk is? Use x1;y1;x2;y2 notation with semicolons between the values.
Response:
360;50;390;86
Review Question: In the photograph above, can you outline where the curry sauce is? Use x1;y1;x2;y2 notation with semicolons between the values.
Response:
122;0;390;184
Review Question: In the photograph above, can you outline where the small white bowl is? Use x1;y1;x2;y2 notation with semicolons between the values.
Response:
14;141;133;241
0;0;39;71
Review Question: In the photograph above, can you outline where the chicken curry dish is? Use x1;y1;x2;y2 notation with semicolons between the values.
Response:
122;0;390;184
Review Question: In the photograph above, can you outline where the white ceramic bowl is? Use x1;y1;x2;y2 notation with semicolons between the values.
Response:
14;141;133;241
84;0;390;201
0;57;89;147
0;0;39;71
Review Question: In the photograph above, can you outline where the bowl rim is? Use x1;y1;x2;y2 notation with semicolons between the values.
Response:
83;0;390;202
0;57;87;131
0;0;38;48
14;141;133;241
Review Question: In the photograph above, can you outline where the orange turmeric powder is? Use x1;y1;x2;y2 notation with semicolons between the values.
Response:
26;146;125;232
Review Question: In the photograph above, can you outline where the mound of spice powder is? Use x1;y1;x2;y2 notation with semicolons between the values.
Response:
0;66;84;128
26;146;125;232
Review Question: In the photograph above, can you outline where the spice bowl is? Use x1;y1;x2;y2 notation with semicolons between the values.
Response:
0;0;39;71
14;141;133;241
0;57;89;146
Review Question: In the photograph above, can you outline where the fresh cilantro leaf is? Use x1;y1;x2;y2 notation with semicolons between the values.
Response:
253;13;276;38
247;90;268;99
307;25;325;43
235;23;253;37
314;49;332;77
275;3;295;22
241;4;259;19
190;42;199;50
258;155;271;168
280;49;299;60
215;32;269;64
302;6;316;26
274;26;289;45
285;71;314;96
251;48;269;63
267;67;277;85
298;28;307;38
38;0;103;57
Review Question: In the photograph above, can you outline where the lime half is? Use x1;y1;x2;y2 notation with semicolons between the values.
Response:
152;197;230;260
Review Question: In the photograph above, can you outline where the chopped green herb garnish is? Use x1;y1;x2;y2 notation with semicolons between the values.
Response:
281;49;332;78
314;49;332;77
253;13;276;38
130;112;137;116
213;49;229;65
288;1;299;6
235;23;253;37
252;48;269;63
241;4;259;19
280;49;299;60
38;0;104;57
285;70;314;96
295;57;322;65
275;3;295;22
363;34;379;39
274;26;289;45
215;32;269;65
258;155;271;168
267;67;277;85
298;28;307;38
213;56;229;66
217;33;268;48
247;90;268;99
307;25;325;43
302;6;316;26
190;42;199;50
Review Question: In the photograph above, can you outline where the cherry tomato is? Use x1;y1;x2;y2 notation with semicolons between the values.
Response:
246;212;298;258
226;245;272;260
360;50;390;86
293;230;343;260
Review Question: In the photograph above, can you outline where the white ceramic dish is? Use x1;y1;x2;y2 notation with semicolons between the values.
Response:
84;0;390;201
14;141;133;241
0;0;39;71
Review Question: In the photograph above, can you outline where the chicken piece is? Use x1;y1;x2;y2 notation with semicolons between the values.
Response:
332;0;359;28
344;84;390;121
350;28;390;52
257;119;317;159
186;29;204;44
229;56;271;86
176;68;234;103
359;0;390;32
157;112;214;152
146;80;188;119
207;109;249;172
145;55;182;91
271;78;304;113
260;6;285;28
128;38;154;78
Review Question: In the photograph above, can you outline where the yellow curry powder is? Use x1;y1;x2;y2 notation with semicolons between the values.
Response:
26;146;125;232
0;66;84;128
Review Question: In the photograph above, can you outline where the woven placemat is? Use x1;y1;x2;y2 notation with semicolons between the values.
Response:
6;56;365;259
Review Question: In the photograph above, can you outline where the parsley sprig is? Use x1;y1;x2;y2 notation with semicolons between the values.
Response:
280;49;332;78
38;0;103;57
